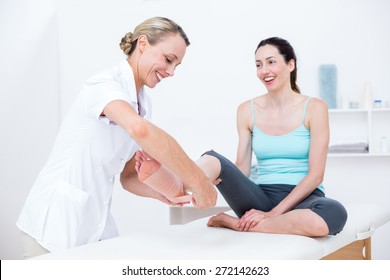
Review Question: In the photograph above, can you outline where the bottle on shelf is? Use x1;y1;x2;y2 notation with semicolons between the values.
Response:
373;99;382;108
319;64;337;109
361;82;374;109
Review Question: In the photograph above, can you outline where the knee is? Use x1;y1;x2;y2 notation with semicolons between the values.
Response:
198;151;223;179
202;150;221;159
330;203;348;235
322;200;348;236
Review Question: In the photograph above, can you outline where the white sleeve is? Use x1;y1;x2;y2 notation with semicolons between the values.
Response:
82;81;136;125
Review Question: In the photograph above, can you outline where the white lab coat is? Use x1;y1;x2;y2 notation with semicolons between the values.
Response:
17;60;151;252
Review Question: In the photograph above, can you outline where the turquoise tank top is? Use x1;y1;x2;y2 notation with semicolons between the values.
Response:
251;98;324;192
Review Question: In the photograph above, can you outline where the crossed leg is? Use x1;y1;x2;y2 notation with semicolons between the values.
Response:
208;209;329;237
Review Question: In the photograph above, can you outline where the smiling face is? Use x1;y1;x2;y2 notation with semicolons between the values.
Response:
255;44;295;93
137;33;187;89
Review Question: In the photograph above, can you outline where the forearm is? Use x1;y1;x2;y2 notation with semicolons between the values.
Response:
271;174;321;215
121;174;164;200
131;120;206;188
235;162;251;177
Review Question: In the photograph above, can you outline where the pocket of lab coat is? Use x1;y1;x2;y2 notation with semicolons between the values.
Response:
54;181;89;205
43;181;91;249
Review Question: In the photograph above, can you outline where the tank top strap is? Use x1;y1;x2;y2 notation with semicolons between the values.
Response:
302;97;312;124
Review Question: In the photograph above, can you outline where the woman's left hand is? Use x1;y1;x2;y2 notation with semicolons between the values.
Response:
238;209;268;231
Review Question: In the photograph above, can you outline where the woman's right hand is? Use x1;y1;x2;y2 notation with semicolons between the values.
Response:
238;209;268;231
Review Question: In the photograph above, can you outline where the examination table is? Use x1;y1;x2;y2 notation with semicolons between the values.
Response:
34;202;390;260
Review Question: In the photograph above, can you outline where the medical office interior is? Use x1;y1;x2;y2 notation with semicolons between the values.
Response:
1;0;389;260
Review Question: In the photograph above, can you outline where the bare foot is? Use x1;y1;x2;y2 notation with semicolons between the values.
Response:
207;213;240;231
135;150;161;182
135;150;190;203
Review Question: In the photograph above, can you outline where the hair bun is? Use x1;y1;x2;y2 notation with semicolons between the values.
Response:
119;32;133;55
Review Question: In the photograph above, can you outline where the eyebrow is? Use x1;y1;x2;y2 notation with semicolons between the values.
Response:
168;54;178;60
256;56;276;63
168;54;182;66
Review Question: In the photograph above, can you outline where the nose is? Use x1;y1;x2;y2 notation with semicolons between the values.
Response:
260;64;269;74
166;66;175;77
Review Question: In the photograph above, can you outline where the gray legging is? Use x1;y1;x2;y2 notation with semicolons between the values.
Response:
203;150;348;235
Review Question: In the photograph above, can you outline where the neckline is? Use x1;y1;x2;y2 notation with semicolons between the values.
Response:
250;96;312;137
253;123;308;137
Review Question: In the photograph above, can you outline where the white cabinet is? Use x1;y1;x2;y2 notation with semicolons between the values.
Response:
328;108;390;157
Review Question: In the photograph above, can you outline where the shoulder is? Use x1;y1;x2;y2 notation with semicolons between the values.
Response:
307;97;328;114
236;97;255;120
236;99;253;130
237;94;268;113
84;62;130;91
305;97;329;129
237;99;251;114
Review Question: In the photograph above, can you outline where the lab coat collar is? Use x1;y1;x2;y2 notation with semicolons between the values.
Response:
118;59;144;104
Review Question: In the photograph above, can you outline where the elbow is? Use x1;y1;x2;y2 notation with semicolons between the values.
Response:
128;119;149;140
119;174;128;191
120;171;135;192
312;173;324;187
235;159;251;177
119;175;125;188
241;167;251;177
316;177;324;187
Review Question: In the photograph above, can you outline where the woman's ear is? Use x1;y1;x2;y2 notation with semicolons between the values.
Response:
288;59;295;72
137;35;149;53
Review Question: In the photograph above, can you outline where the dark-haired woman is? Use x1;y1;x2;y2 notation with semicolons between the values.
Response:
205;37;347;236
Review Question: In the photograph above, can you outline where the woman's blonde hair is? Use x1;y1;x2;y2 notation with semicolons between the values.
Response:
119;17;190;56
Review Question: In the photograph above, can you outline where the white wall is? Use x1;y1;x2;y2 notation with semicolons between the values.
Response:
1;0;390;259
0;0;60;259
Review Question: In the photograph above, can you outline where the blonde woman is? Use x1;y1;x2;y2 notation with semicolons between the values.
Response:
17;17;216;258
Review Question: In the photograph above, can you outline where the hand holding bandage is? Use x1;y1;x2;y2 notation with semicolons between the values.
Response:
135;150;192;204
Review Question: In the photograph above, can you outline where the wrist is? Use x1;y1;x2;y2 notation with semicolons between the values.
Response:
183;165;208;188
